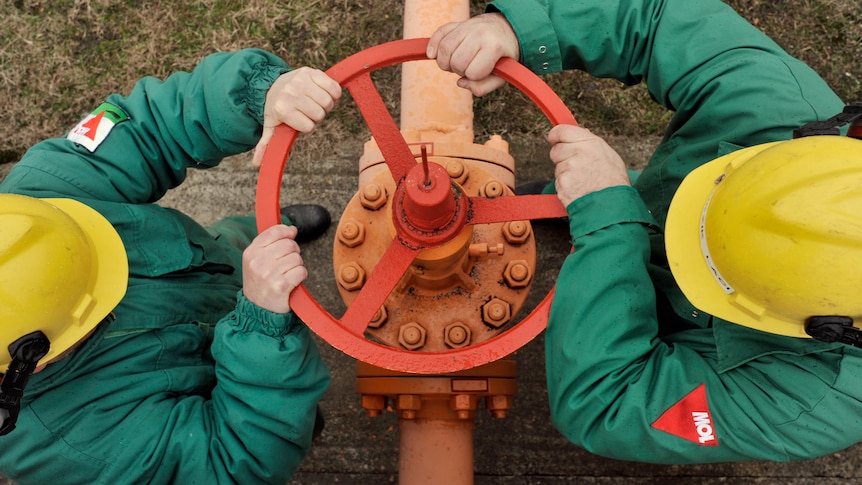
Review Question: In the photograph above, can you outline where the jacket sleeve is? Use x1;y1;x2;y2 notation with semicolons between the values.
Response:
489;0;843;224
149;292;330;484
547;188;862;463
0;290;331;485
0;48;289;204
488;0;855;463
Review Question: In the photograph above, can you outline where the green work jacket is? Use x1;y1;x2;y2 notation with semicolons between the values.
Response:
490;0;862;463
0;49;330;484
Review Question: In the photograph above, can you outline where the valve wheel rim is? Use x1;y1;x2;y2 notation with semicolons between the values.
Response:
255;37;577;374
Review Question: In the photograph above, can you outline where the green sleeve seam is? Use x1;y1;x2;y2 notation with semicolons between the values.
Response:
245;62;291;125
567;186;658;239
232;290;301;338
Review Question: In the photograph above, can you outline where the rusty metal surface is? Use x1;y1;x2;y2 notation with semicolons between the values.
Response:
335;161;535;352
256;38;572;375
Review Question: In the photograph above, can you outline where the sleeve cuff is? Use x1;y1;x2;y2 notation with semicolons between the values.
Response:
245;61;291;125
566;186;658;240
489;0;562;74
232;291;302;338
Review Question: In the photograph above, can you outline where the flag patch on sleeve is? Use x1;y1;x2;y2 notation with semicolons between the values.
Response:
66;102;129;152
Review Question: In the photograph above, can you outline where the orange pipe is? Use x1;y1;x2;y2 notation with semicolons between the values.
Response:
399;400;475;485
401;0;472;142
351;2;519;483
399;4;482;483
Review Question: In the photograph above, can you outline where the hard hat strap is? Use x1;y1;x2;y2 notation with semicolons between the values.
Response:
805;316;862;348
0;331;51;436
793;103;862;138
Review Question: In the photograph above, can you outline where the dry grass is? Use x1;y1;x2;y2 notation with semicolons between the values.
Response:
0;0;859;165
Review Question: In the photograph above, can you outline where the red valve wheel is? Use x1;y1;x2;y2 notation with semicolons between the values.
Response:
256;38;576;374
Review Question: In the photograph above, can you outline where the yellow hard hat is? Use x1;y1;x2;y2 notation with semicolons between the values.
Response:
666;136;862;339
0;194;128;372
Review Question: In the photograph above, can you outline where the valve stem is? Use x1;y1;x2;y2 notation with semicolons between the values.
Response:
421;145;431;188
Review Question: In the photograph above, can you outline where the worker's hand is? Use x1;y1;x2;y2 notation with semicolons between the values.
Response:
242;224;308;314
427;13;519;97
549;125;631;207
252;67;342;167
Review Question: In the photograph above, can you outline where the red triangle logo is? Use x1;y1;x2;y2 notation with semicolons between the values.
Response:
651;383;718;446
79;111;105;141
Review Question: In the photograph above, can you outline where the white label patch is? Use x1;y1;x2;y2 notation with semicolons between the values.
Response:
66;102;129;152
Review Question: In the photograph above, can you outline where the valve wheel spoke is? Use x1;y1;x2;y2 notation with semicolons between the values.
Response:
340;240;421;335
468;194;567;225
343;73;416;183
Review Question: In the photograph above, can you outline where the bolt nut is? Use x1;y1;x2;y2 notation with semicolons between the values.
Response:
502;220;531;245
450;394;478;420
361;394;387;417
480;180;505;198
360;183;387;210
445;160;469;185
503;260;532;289
368;305;388;329
486;394;512;419
337;219;366;248
482;298;511;329
337;262;366;291
397;394;422;419
443;322;472;349
398;322;427;350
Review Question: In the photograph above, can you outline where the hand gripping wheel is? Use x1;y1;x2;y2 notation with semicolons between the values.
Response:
256;38;576;374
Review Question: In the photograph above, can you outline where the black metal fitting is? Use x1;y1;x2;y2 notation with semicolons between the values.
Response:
0;331;50;436
793;102;862;138
805;316;862;348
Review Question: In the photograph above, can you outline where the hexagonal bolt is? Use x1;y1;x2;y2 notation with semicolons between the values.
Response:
368;305;388;329
360;183;387;211
337;262;366;291
450;394;478;420
398;322;427;350
397;394;422;420
361;394;387;417
480;180;505;198
445;159;469;185
486;394;513;419
502;220;532;245
482;298;512;329
337;219;366;248
443;322;472;349
503;260;533;289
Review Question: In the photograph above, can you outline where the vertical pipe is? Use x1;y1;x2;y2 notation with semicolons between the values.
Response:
395;4;482;483
398;406;475;485
401;0;473;140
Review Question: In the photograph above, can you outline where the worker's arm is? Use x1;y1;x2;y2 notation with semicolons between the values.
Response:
1;48;338;204
489;0;843;222
153;290;329;483
547;186;862;463
144;224;328;483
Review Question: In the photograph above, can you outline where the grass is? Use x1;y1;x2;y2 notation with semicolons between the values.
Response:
0;0;859;165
